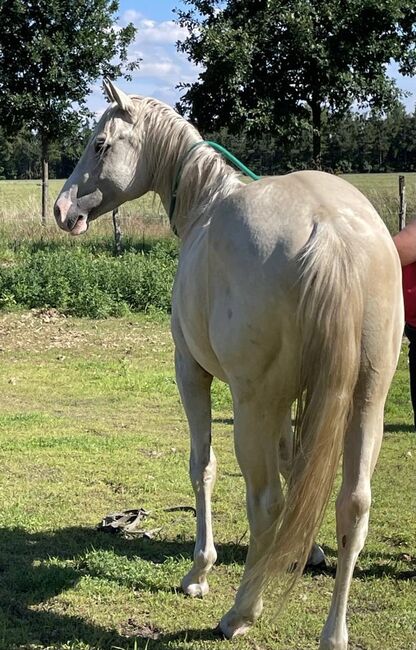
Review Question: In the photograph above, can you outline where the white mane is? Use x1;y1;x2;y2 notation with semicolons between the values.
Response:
103;96;244;228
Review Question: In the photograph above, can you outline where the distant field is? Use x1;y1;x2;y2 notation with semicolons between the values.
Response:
0;179;164;215
0;179;170;244
0;172;415;235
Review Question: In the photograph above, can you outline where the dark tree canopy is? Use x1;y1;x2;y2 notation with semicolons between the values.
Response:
0;0;137;137
176;0;416;165
0;0;138;220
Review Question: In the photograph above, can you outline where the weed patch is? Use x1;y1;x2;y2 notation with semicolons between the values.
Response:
0;243;177;317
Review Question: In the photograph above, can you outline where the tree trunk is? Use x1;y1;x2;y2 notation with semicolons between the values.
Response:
311;100;322;169
41;135;49;225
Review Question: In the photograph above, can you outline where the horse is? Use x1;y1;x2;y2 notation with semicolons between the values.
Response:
54;80;403;650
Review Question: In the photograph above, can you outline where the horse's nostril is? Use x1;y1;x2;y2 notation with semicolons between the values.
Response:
66;215;78;231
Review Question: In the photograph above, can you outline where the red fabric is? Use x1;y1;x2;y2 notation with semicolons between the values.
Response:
402;262;416;327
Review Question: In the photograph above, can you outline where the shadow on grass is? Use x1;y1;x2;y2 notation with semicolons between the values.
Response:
0;525;248;649
9;235;171;257
312;544;416;580
384;423;415;433
0;528;412;649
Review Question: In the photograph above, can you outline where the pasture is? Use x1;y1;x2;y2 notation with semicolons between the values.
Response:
1;172;416;233
0;174;415;650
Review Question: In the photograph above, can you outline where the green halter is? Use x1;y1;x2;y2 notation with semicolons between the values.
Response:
169;140;261;230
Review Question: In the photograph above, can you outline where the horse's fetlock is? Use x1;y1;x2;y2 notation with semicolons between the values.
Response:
194;548;217;569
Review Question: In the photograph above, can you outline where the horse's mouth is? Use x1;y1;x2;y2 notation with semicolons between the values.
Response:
69;214;89;236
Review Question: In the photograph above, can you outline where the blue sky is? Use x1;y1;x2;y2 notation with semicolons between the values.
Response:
88;1;415;116
89;1;196;114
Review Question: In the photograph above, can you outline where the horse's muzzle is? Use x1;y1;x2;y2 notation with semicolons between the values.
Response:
54;186;103;235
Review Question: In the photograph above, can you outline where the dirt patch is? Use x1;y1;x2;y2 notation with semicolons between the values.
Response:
120;618;161;639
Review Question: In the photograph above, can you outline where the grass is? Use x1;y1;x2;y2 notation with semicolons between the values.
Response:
0;311;414;650
1;171;415;235
0;173;414;318
0;181;177;318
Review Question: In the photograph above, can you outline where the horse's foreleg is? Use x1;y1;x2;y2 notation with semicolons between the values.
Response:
219;398;286;638
175;347;216;598
320;369;395;650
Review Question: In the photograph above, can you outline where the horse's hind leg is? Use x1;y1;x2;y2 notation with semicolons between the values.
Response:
220;394;287;638
279;414;326;567
320;333;400;650
175;347;217;598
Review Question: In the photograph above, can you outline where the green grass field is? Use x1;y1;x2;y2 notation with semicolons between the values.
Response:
0;172;415;235
0;311;414;650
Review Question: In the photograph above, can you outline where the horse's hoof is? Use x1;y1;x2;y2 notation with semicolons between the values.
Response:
181;576;209;598
218;610;253;639
307;543;326;567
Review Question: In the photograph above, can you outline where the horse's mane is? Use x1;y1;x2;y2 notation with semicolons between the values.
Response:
103;95;243;226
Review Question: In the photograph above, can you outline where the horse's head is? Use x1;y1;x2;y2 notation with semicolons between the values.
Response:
54;80;150;235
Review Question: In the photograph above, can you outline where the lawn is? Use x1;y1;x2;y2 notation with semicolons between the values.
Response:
0;311;414;650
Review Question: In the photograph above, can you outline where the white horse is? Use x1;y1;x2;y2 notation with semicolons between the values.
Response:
54;80;403;650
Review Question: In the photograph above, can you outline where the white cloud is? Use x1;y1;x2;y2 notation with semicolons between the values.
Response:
136;19;188;44
139;60;181;80
88;11;200;116
118;9;142;26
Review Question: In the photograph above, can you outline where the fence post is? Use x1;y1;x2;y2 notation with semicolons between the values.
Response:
112;208;123;255
399;175;406;231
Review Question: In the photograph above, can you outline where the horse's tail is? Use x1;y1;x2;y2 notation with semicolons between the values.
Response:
244;219;365;603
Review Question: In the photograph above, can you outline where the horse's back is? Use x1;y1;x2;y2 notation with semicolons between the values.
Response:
211;170;392;259
207;169;399;319
173;170;402;384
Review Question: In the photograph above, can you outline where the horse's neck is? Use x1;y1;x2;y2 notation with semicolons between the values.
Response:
147;113;242;238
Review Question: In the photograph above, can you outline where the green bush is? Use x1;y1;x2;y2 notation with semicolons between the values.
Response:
0;240;178;318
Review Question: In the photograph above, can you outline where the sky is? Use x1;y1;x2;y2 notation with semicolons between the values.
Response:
88;1;197;115
87;0;416;116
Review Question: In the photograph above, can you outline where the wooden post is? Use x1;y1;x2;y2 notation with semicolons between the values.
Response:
112;208;123;255
41;135;49;225
399;175;406;231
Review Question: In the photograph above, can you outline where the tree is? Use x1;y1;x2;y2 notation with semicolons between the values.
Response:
0;0;138;222
176;0;416;167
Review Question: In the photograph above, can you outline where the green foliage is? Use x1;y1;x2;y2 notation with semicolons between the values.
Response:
0;0;139;220
0;0;138;140
0;123;92;180
177;0;416;163
2;102;416;180
0;241;178;318
201;103;416;174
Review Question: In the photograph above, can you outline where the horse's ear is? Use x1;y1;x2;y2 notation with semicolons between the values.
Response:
103;79;135;115
103;79;115;103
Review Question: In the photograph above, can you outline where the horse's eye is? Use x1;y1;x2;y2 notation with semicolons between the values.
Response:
94;136;108;154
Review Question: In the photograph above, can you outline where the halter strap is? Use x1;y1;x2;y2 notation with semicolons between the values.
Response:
169;140;261;233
